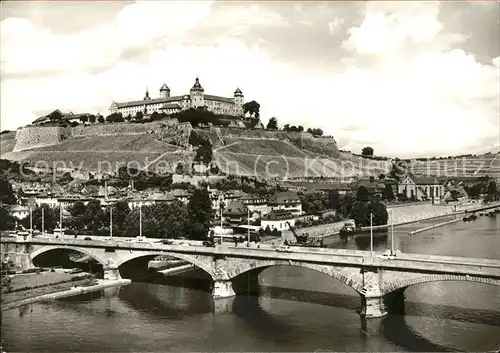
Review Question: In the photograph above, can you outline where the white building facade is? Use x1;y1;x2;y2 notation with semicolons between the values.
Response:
109;77;244;118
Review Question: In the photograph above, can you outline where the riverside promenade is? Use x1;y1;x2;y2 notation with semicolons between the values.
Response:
281;201;500;241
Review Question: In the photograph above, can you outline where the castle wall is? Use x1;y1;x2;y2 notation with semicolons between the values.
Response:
13;126;72;152
207;127;339;158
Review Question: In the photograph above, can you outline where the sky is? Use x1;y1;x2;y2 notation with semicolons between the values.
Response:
1;0;499;158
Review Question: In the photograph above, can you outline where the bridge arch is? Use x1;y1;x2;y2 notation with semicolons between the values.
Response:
226;259;364;294
382;274;500;295
114;251;214;278
30;245;109;267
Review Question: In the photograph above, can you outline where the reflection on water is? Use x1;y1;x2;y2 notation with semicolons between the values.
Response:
1;216;500;352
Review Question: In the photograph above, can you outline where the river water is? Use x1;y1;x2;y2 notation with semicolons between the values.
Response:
2;215;500;352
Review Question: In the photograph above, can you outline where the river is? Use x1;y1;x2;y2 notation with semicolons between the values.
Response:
2;215;500;352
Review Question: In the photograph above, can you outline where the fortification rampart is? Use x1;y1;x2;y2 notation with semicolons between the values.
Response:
13;126;72;152
72;121;167;136
202;127;339;158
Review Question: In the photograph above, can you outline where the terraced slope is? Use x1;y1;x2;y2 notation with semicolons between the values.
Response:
2;134;184;174
408;154;500;178
214;140;388;179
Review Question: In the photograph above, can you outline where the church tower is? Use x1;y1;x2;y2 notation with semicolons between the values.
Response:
159;83;170;99
190;77;205;108
233;87;244;116
143;88;151;100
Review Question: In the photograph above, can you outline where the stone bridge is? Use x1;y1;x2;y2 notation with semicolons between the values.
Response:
1;236;499;318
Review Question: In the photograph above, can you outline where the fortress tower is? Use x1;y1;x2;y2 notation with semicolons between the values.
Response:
233;87;244;115
190;77;205;108
159;83;170;99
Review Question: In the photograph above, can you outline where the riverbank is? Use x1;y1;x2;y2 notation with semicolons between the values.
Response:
2;276;131;311
278;201;500;241
1;271;96;305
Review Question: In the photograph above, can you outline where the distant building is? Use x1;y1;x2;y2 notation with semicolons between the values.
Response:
31;109;95;126
268;191;302;216
398;175;444;202
109;77;244;118
222;200;249;227
261;210;296;231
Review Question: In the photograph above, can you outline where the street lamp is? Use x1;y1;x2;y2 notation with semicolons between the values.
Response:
370;213;374;257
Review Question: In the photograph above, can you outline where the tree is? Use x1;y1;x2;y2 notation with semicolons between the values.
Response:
32;204;58;232
195;140;213;164
0;176;16;204
350;201;369;227
135;111;144;121
361;146;374;156
356;185;370;202
266;117;278;130
298;125;304;132
79;115;89;124
327;190;341;209
97;116;105;123
367;200;389;226
283;124;290;131
487;181;497;196
89;115;96;123
378;174;386;180
382;184;395;201
242;100;260;118
0;205;16;231
185;189;213;240
300;192;328;214
68;201;87;231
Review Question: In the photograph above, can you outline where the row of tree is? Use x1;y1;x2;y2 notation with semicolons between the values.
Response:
7;188;215;240
264;117;324;136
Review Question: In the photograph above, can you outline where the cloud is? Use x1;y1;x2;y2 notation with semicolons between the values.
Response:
328;18;345;35
1;1;498;159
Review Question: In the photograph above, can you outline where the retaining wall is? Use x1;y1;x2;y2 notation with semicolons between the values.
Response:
282;219;355;240
13;126;71;152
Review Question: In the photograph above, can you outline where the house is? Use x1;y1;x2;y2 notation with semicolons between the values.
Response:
223;200;249;227
398;175;444;202
243;119;265;129
268;191;302;216
240;194;268;213
261;210;296;231
351;179;386;198
10;205;29;220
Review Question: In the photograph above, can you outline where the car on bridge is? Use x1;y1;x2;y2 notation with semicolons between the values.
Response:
276;245;293;253
378;250;396;260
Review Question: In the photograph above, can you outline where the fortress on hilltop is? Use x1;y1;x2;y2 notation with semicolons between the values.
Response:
109;77;245;117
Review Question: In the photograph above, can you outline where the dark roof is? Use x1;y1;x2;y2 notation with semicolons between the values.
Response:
113;95;187;109
243;119;263;129
191;77;204;92
407;175;440;185
160;103;182;110
262;210;294;221
160;83;170;91
234;87;243;95
268;191;300;204
204;94;233;103
32;116;50;124
223;201;248;216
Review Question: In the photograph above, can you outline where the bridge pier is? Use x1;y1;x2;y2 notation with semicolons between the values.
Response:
360;288;406;318
212;296;235;314
212;280;235;299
